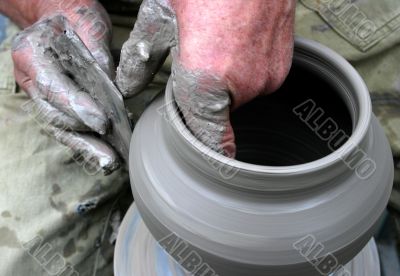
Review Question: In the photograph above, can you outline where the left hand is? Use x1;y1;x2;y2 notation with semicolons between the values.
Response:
10;0;120;174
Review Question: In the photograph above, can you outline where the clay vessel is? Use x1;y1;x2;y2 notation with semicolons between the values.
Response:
127;37;393;276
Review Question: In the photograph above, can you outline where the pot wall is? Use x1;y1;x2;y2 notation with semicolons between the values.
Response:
128;37;393;276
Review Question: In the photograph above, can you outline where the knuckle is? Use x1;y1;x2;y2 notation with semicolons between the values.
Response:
269;62;292;93
258;56;292;94
11;32;29;53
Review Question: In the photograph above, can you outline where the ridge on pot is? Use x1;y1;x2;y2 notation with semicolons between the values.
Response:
128;37;393;276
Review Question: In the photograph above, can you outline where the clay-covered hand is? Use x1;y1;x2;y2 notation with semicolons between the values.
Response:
9;0;119;174
116;0;296;157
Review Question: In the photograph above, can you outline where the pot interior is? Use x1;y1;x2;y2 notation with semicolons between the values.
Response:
231;62;353;166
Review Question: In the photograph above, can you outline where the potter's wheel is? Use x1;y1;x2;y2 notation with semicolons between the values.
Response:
114;203;381;276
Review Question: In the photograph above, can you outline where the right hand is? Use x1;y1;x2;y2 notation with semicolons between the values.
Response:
117;0;296;158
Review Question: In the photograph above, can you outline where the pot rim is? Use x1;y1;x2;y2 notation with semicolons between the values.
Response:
165;36;372;176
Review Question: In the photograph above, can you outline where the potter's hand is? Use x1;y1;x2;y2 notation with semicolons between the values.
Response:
7;1;120;174
117;0;296;157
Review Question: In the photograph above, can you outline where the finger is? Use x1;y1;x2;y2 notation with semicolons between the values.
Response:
172;61;236;158
46;126;120;175
116;0;176;97
23;95;91;131
15;61;119;174
13;41;109;135
35;65;108;135
15;66;90;131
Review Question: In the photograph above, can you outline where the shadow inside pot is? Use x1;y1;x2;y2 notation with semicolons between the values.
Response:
231;62;353;166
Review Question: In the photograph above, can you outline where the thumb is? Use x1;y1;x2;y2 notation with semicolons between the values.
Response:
116;0;176;97
172;60;236;158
